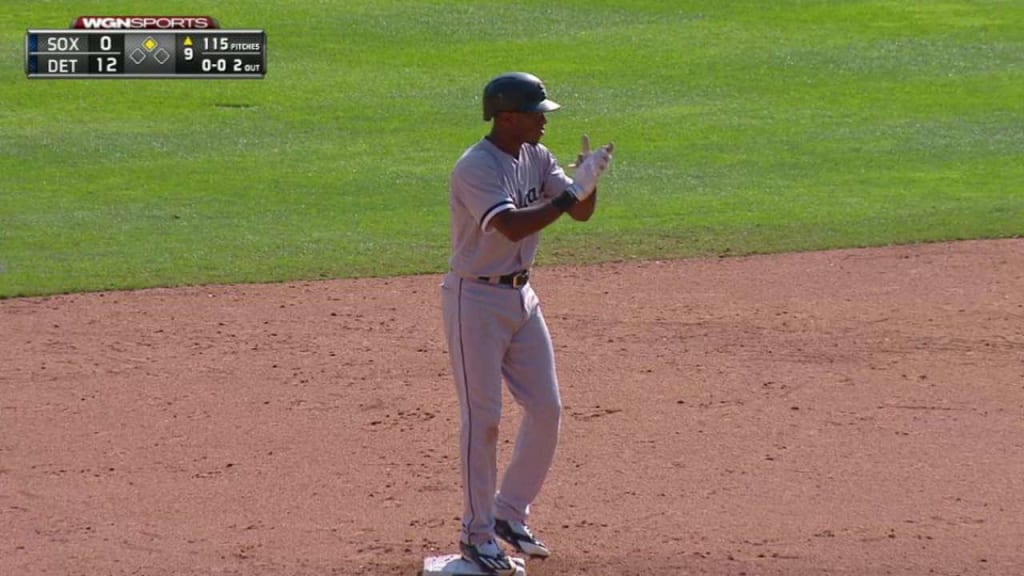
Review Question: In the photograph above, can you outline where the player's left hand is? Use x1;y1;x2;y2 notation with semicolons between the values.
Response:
569;135;614;176
568;134;592;169
565;142;614;201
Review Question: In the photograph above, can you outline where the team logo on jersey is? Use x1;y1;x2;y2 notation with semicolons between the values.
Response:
516;187;540;208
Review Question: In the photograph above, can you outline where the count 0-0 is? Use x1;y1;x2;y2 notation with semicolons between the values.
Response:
200;58;260;73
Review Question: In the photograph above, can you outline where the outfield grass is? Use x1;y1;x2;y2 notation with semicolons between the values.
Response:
1;1;1021;298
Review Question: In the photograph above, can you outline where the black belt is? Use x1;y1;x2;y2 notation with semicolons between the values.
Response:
478;270;530;288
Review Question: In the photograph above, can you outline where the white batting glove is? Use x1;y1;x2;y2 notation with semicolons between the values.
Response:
567;141;614;202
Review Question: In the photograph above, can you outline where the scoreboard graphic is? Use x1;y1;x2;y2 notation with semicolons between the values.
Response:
25;17;265;79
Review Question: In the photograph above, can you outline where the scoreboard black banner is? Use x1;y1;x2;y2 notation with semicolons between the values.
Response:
26;30;266;79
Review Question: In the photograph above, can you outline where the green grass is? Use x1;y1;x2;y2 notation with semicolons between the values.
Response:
1;1;1022;297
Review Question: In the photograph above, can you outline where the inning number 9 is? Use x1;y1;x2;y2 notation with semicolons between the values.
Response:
184;47;194;61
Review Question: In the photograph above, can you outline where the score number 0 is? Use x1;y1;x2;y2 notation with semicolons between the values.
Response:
96;35;118;73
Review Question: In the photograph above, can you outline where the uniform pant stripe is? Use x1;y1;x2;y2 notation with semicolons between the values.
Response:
456;277;477;533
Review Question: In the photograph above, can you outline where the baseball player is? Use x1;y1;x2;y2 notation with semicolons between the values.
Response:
441;72;613;575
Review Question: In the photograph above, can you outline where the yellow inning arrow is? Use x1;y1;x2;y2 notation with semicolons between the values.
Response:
184;36;193;47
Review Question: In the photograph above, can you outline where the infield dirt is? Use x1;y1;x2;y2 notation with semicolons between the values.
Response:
3;239;1022;575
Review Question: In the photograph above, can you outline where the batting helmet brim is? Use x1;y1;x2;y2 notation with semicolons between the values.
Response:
527;99;561;114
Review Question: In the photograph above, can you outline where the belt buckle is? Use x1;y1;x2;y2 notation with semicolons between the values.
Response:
511;271;528;288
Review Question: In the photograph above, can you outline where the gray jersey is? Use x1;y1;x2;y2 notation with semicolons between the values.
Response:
448;138;573;277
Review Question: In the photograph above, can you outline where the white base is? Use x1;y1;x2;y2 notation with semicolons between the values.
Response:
422;554;526;576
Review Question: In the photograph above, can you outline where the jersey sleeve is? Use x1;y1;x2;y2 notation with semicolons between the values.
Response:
540;147;574;200
452;152;515;232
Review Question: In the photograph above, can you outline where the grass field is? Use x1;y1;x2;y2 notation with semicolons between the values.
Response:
1;1;1021;298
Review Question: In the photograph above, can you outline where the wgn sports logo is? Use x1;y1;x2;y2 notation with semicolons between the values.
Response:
72;16;218;30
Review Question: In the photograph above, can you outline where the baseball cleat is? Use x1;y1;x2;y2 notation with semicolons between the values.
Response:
460;538;518;576
495;518;550;558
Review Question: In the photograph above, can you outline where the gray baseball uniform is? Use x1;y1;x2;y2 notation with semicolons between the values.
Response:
442;137;574;546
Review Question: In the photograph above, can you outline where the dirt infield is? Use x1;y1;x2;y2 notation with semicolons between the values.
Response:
2;239;1022;576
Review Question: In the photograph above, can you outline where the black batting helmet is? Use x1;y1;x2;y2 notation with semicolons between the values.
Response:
482;72;561;121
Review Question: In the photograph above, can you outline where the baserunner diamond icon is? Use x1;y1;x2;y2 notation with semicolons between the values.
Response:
129;48;146;64
154;48;170;64
143;37;158;52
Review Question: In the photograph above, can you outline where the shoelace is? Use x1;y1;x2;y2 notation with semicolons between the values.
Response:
507;521;536;540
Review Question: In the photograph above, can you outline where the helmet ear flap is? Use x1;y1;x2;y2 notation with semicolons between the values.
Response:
483;85;516;121
482;90;505;121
